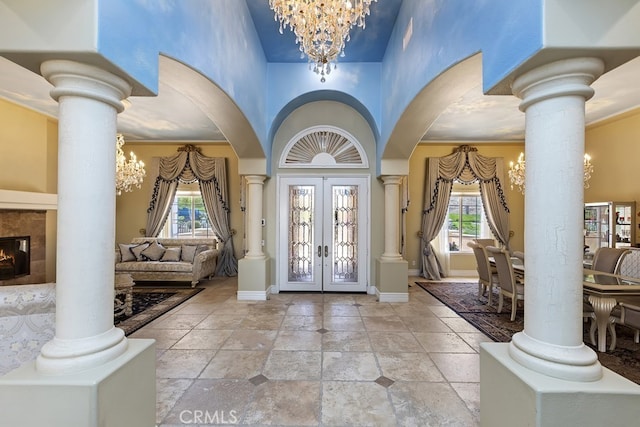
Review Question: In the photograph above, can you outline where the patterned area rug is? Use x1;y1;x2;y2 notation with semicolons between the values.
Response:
114;286;203;336
416;281;640;385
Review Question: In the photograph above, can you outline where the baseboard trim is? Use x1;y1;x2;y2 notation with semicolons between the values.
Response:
376;290;409;303
237;290;269;301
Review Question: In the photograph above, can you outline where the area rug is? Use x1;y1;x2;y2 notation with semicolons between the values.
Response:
114;286;203;336
416;281;640;385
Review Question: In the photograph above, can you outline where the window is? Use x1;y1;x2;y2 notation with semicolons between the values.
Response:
446;185;493;252
160;190;214;238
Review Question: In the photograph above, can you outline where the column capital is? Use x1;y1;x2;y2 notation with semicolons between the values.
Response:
245;175;266;185
41;60;132;112
512;57;604;112
381;175;403;186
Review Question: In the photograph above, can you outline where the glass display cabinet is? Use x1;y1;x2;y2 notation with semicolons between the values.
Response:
584;201;636;258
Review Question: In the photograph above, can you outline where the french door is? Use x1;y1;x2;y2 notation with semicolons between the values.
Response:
278;176;369;292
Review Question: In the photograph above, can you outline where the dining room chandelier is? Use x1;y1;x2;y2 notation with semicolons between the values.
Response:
268;0;377;82
116;133;145;196
508;152;593;194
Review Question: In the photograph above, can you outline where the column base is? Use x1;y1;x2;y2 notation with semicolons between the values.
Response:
238;257;270;300
0;339;156;427
375;258;408;302
481;342;640;427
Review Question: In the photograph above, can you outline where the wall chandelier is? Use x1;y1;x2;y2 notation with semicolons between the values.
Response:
116;133;145;196
508;152;593;194
269;0;377;82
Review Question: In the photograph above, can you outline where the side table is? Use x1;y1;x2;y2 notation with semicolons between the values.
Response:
115;273;134;317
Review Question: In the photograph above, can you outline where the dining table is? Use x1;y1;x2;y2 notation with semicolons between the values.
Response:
488;257;640;352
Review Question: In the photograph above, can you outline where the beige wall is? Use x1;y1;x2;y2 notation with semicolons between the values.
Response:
4;94;640;281
585;109;640;246
0;98;58;282
407;143;526;273
114;143;243;260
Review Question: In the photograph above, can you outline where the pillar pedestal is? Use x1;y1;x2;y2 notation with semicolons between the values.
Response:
481;343;640;427
238;175;269;300
0;340;156;427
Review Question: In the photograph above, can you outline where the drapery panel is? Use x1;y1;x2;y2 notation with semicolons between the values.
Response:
145;146;238;276
420;145;511;280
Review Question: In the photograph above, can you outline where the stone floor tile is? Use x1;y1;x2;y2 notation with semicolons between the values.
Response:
323;315;365;331
368;332;424;352
322;381;395;426
389;382;478;426
362;315;409;331
414;332;476;353
322;331;372;352
262;350;322;380
243;380;321;426
130;328;190;350
172;329;233;350
322;351;380;380
273;330;322;351
281;315;323;331
220;329;277;351
376;352;444;382
194;313;245;330
430;353;481;382
199;350;269;379
156;349;215;379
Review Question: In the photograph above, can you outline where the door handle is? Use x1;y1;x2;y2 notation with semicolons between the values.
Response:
324;245;329;257
318;245;322;258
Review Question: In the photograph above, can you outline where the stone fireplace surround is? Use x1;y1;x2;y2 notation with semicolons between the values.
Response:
0;190;57;286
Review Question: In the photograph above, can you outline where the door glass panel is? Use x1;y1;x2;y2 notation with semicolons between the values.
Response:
288;185;315;282
332;185;358;282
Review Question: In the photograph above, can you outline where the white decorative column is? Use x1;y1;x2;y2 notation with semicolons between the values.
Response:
510;57;604;381
481;57;640;427
244;175;266;259
376;175;408;302
36;60;130;374
238;175;270;300
381;175;403;260
0;60;156;427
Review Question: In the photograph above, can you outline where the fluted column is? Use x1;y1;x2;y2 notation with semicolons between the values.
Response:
381;175;403;260
36;60;131;375
510;57;604;381
245;175;266;259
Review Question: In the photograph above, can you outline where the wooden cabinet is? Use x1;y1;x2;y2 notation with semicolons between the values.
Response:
584;201;636;257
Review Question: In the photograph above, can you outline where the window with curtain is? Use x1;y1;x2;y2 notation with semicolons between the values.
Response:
159;189;214;238
445;183;494;253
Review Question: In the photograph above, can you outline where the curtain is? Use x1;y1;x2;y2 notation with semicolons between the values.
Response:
145;146;238;276
420;145;511;280
189;153;238;276
145;152;188;237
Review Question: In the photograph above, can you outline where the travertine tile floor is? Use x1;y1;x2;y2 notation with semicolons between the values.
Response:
131;276;488;426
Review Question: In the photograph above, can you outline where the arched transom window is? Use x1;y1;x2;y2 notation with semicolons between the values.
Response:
279;126;368;168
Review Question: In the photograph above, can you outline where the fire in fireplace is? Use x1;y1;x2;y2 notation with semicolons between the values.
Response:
0;236;30;280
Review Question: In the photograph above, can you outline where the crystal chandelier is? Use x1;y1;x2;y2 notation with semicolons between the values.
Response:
116;133;145;196
508;152;594;194
269;0;377;82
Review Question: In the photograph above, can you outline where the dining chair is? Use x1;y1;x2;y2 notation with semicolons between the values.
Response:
616;300;640;344
473;238;495;248
486;245;525;321
467;241;499;305
583;301;617;350
591;247;631;274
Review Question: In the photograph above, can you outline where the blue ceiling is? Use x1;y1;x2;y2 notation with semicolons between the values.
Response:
245;0;404;63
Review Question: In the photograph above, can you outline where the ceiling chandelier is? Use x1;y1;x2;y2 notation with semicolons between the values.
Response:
269;0;377;82
508;152;593;194
116;133;145;196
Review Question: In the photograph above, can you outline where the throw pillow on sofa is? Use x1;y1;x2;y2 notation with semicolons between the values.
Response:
181;245;198;263
118;243;138;262
131;243;150;261
141;241;166;261
160;247;182;262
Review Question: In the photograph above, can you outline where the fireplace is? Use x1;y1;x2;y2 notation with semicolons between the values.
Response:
0;236;30;280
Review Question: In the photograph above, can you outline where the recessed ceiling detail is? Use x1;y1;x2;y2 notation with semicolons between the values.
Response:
280;126;368;168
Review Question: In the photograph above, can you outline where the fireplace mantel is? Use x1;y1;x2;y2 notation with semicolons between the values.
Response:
0;189;57;210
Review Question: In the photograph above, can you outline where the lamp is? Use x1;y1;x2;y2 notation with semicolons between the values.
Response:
508;152;594;194
116;133;145;196
269;0;377;82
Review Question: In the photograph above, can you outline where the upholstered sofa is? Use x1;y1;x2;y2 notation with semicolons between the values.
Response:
114;237;219;287
0;283;55;376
